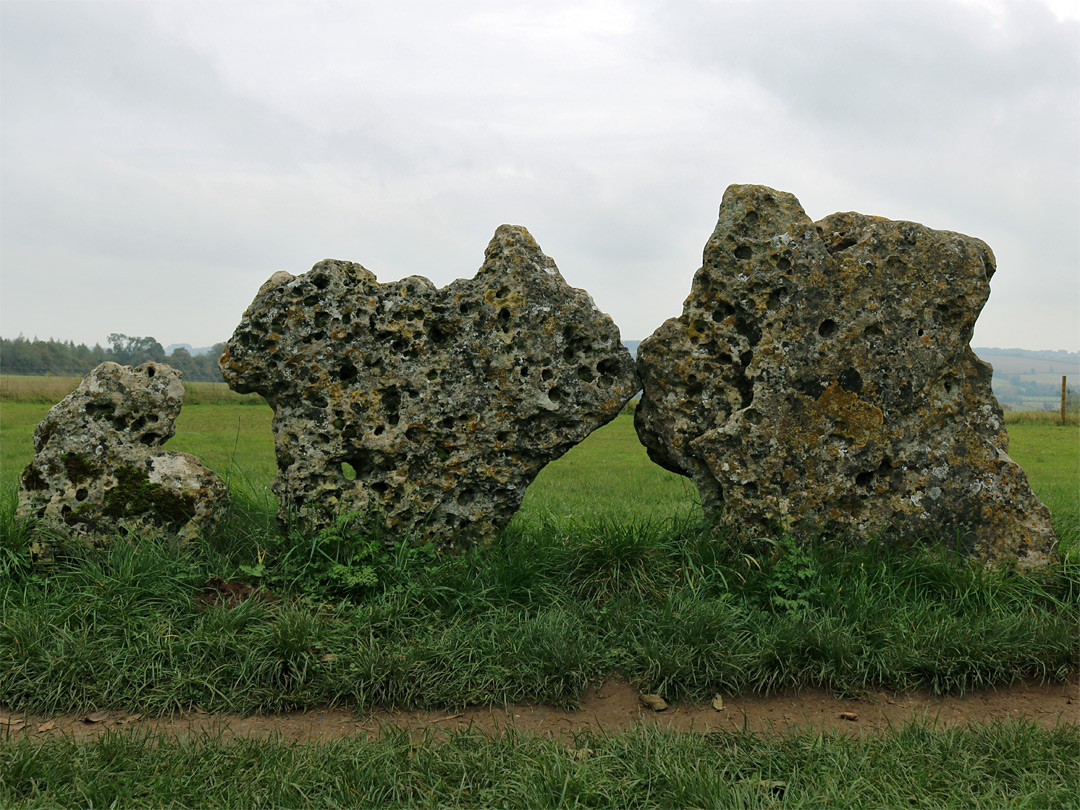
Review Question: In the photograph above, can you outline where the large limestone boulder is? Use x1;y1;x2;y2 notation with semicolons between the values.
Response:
220;225;637;548
636;184;1056;566
17;362;228;544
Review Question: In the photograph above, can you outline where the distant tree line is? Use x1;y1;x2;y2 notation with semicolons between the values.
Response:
0;335;225;382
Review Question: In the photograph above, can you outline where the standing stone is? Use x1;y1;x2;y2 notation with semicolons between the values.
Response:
17;362;228;546
636;184;1056;566
220;225;637;548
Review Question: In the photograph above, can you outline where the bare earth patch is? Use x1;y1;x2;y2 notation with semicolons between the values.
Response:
3;674;1076;742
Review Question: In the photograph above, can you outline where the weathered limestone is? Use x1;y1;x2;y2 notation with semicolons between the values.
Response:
17;362;228;544
220;225;638;548
636;184;1056;565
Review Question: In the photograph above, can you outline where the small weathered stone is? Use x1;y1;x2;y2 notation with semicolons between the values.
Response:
17;362;228;545
220;225;637;548
636;184;1056;565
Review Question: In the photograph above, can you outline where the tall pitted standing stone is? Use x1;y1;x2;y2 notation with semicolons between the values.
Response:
636;184;1056;565
220;225;637;548
17;362;228;545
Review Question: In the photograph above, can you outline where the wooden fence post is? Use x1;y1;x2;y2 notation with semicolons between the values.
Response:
1062;376;1068;426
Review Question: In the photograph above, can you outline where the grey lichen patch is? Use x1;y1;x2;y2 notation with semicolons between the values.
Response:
16;362;228;547
220;225;638;549
636;184;1056;566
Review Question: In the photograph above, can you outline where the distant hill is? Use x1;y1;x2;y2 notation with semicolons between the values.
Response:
165;344;219;357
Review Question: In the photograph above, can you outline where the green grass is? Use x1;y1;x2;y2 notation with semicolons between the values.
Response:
2;722;1077;809
1;389;1077;807
1;402;1077;718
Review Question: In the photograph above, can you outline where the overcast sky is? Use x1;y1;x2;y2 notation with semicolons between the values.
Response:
2;0;1077;353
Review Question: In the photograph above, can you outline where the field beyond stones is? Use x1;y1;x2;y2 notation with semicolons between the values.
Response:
1;377;1078;808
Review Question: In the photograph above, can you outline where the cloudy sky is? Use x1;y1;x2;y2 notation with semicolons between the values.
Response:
2;0;1077;352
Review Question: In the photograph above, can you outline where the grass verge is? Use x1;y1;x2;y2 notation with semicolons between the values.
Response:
2;721;1077;809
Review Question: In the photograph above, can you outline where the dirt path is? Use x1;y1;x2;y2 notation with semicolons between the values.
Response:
3;674;1077;742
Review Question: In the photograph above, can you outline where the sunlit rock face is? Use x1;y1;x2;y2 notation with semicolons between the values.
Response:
635;184;1056;565
220;225;638;549
17;362;228;546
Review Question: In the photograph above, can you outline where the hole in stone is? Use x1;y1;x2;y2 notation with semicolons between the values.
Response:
737;377;754;409
440;416;456;429
838;368;863;394
735;317;761;346
426;322;448;344
341;462;357;481
86;403;114;419
112;418;128;431
797;378;826;399
944;381;953;394
855;471;873;488
712;301;735;322
548;387;564;403
777;258;791;271
382;387;400;415
303;295;320;307
917;328;925;337
405;426;422;442
459;301;475;316
427;369;439;381
865;324;884;338
519;365;529;377
743;210;758;226
75;488;88;501
313;274;330;290
371;481;389;494
577;366;594;382
498;308;511;331
818;319;837;338
132;417;146;431
139;433;160;446
734;245;752;260
597;358;619;375
563;347;575;363
148;414;159;423
767;290;783;310
339;362;358;382
599;375;614;388
496;430;511;442
373;425;385;436
542;368;554;381
146;366;156;378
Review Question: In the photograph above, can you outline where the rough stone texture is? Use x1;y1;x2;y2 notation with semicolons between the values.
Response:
17;362;229;545
220;225;638;548
636;184;1056;565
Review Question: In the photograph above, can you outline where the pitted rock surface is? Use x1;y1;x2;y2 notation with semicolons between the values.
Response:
635;184;1056;565
220;225;637;547
17;362;228;544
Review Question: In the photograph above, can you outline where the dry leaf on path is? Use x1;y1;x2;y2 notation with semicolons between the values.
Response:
82;712;111;724
36;721;56;733
712;694;725;711
838;711;859;721
639;694;668;712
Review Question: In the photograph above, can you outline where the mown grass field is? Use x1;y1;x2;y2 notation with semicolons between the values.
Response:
1;376;1078;809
